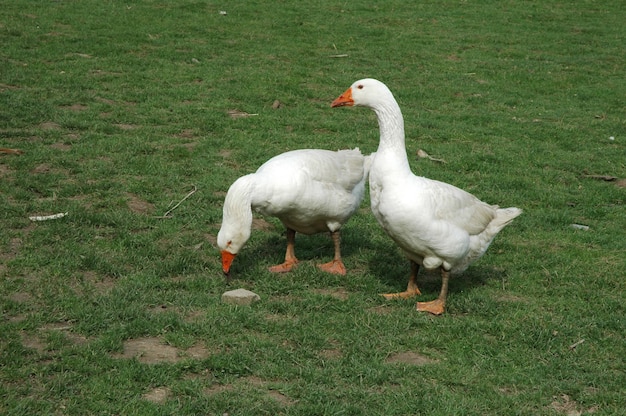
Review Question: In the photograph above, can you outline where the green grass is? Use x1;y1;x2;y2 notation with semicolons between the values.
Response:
1;1;625;414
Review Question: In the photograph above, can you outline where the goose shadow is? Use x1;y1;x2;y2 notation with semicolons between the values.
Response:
367;238;503;300
222;216;378;280
216;215;504;301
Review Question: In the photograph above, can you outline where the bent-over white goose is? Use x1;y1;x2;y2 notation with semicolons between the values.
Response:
218;148;371;278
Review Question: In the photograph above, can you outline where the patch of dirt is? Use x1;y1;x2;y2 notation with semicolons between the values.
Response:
144;287;199;321
264;313;298;323
115;337;210;364
69;194;93;210
252;218;273;231
61;104;88;111
183;369;212;381
550;394;598;416
31;163;52;174
313;288;349;300
116;337;179;363
367;305;393;315
20;331;46;354
40;323;89;346
114;123;138;130
41;322;73;331
64;332;89;345
176;129;196;138
242;375;265;387
268;390;296;406
66;133;81;141
180;142;198;151
186;344;210;359
497;386;520;396
203;384;234;395
385;351;439;366
7;313;27;323
183;309;206;323
204;231;218;244
9;292;33;303
616;179;626;188
0;237;23;261
95;97;116;105
29;164;70;178
0;164;13;178
270;294;301;304
319;348;342;360
148;304;172;314
20;322;88;354
494;294;529;303
39;121;61;130
240;376;296;406
50;142;72;151
142;386;171;404
219;148;232;158
126;193;154;215
83;271;116;293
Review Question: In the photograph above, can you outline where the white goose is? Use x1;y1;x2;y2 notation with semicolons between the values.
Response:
217;148;371;278
332;78;522;314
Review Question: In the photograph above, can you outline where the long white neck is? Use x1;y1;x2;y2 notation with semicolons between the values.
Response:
371;96;411;173
219;174;255;252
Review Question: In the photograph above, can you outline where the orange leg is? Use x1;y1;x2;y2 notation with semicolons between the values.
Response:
269;228;299;273
381;261;422;299
317;231;347;275
416;268;449;315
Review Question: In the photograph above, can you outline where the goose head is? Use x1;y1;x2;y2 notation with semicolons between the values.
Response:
331;78;395;110
217;223;250;279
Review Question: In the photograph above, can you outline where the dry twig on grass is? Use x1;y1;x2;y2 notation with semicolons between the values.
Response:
227;110;258;118
0;148;23;155
569;339;585;350
416;149;447;163
582;174;618;181
29;212;68;221
156;185;197;219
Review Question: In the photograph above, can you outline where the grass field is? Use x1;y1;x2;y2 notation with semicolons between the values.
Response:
1;1;625;414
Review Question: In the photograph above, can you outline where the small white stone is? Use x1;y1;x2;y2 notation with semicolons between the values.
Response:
570;224;590;231
221;288;260;306
609;136;615;141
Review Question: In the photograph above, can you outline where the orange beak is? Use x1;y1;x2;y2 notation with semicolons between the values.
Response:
221;250;236;277
331;87;354;108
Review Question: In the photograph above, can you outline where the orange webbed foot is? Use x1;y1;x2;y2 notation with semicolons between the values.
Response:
416;299;445;315
381;279;421;300
381;288;422;300
268;259;298;273
317;259;347;275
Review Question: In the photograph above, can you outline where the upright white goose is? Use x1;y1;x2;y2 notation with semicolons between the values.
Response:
218;148;371;278
332;78;522;314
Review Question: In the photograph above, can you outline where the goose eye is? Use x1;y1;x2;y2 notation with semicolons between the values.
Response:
227;240;232;247
357;84;364;89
